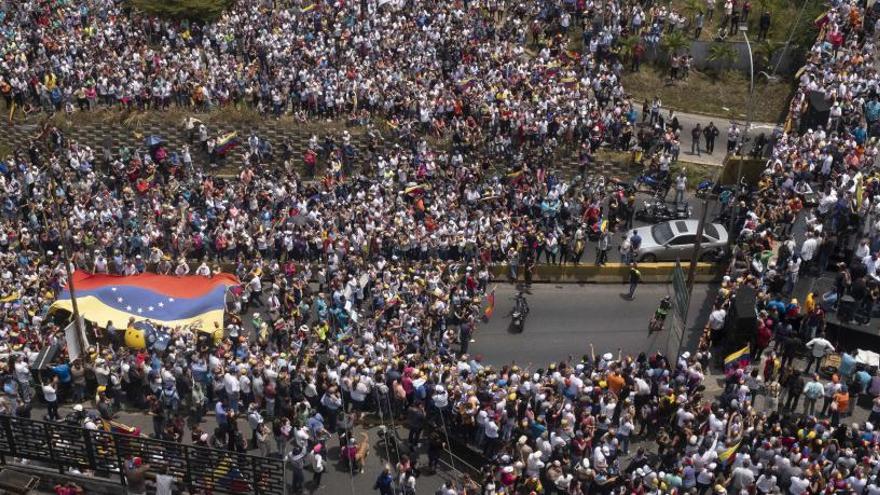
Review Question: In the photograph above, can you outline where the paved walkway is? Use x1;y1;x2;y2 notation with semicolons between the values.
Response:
635;108;781;167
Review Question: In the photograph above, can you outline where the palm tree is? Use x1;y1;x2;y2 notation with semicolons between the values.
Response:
662;30;689;58
618;35;640;63
707;42;738;76
683;0;704;18
754;39;778;72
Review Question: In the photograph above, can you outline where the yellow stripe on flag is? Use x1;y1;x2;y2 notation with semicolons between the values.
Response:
724;344;750;366
719;441;741;462
0;291;19;303
50;296;225;331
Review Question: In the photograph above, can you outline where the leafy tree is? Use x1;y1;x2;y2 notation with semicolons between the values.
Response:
618;35;641;62
754;39;779;72
707;42;738;74
128;0;233;22
683;0;704;18
662;30;689;58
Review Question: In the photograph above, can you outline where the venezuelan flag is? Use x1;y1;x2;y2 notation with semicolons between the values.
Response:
561;77;578;89
457;78;476;91
718;440;741;465
403;183;431;195
214;131;240;156
0;291;19;303
723;344;751;376
51;272;239;331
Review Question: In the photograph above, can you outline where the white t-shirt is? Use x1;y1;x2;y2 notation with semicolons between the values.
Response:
789;476;809;494
14;361;30;382
484;420;499;439
676;408;695;428
155;474;174;495
239;375;252;394
224;373;241;394
42;384;57;402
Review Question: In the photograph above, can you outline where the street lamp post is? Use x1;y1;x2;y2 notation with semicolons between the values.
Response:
729;24;755;247
737;25;755;161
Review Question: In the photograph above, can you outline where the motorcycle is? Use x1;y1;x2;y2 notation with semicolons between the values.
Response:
635;172;671;196
749;133;767;158
649;296;672;334
608;176;637;196
694;179;714;199
635;198;691;223
510;292;530;333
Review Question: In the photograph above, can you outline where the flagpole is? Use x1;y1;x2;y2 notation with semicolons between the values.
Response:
52;181;87;360
58;240;87;359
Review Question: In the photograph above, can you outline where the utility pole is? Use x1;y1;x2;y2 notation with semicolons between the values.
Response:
677;163;725;357
772;0;810;77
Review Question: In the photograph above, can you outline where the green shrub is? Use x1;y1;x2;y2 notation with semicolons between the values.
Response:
128;0;233;22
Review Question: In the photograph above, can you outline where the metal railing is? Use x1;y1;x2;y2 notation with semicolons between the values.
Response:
0;415;285;495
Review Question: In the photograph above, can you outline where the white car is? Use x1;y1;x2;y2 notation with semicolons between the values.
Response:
632;219;728;262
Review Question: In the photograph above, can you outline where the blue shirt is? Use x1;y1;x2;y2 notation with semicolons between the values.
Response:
856;370;872;393
767;299;786;316
838;353;856;378
52;364;71;383
854;126;867;144
307;416;324;437
631;233;642;249
215;402;227;424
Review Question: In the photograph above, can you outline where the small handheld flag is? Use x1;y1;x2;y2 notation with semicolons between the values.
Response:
723;344;751;376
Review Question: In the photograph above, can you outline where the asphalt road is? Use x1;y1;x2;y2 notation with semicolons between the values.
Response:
472;283;715;366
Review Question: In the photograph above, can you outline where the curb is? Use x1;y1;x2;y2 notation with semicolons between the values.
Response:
490;262;722;284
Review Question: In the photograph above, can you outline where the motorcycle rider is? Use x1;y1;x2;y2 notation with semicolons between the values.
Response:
650;296;672;334
514;292;529;315
512;291;530;331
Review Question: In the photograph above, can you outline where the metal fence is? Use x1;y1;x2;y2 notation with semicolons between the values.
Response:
0;415;285;495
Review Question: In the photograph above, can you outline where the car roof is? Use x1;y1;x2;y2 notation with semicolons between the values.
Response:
671;220;698;235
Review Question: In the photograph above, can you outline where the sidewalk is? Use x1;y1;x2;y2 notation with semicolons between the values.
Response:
634;108;780;167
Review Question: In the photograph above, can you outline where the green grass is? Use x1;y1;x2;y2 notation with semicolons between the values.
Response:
128;0;233;21
671;0;823;46
678;161;719;188
624;66;792;123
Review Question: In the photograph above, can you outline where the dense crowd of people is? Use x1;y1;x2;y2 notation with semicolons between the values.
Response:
0;0;877;493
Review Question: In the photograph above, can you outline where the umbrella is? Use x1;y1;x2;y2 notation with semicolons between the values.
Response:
144;135;163;148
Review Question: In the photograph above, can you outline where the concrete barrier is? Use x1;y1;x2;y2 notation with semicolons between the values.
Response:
198;261;723;284
490;262;723;283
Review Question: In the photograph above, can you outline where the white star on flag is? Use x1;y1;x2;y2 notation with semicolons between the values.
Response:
126;306;132;311
168;298;175;303
137;308;143;314
111;287;117;292
158;302;164;308
148;306;154;311
117;297;123;303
